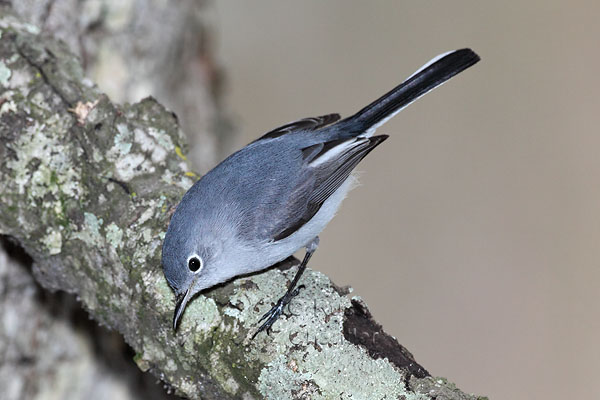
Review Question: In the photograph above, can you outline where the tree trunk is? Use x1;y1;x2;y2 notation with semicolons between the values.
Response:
0;7;484;400
10;0;232;172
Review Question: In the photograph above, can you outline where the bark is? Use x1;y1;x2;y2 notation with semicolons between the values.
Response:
0;237;174;400
1;2;226;399
10;0;233;172
0;9;486;400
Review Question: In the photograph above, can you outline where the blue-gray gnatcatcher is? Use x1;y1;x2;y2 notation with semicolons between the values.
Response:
162;48;480;336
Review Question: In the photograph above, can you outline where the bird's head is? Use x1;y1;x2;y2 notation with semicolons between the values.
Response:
161;206;231;330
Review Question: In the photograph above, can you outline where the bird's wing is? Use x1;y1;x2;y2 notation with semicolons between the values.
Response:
271;134;388;241
253;113;340;143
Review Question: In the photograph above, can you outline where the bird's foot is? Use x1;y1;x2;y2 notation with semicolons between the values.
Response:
251;285;305;339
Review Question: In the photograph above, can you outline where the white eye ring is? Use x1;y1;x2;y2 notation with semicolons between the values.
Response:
187;254;203;273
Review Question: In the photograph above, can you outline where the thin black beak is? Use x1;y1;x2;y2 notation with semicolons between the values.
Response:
173;276;197;331
173;288;189;331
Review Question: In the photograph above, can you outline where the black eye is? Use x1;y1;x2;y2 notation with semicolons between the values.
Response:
188;256;202;272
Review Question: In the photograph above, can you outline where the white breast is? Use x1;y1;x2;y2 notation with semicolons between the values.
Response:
255;173;358;270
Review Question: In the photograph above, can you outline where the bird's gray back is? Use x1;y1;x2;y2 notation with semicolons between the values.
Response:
178;130;329;244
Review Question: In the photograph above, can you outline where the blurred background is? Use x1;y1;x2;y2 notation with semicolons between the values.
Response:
210;2;599;399
2;1;599;399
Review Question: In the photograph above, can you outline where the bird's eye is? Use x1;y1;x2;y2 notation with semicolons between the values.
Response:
187;255;202;273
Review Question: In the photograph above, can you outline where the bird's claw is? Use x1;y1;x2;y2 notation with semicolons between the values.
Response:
251;285;306;340
252;298;286;339
290;284;305;298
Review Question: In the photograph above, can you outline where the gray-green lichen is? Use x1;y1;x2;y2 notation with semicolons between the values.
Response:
105;223;123;249
0;61;11;86
6;116;82;200
0;13;40;34
209;266;424;399
112;123;133;156
409;376;487;400
41;227;62;255
259;349;426;400
73;212;104;246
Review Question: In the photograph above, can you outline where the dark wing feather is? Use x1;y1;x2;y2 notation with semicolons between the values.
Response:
273;135;388;240
254;113;341;142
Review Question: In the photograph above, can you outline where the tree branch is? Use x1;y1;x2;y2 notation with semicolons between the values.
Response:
0;11;484;400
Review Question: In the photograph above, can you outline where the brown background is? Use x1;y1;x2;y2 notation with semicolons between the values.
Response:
208;1;600;399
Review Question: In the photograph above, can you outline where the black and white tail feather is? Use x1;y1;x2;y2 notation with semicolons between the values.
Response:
336;48;480;138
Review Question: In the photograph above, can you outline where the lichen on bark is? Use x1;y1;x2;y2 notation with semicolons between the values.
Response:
0;9;485;400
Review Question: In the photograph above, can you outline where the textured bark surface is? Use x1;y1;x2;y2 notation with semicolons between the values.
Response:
10;0;232;172
0;9;485;400
0;238;174;400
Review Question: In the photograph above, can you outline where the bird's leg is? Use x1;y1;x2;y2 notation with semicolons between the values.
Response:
252;237;319;339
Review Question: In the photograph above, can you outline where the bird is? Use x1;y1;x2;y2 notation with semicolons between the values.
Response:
161;48;480;337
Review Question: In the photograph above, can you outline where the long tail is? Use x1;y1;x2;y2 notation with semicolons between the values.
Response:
336;48;480;137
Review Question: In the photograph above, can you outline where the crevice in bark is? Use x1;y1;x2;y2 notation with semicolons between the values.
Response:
343;297;430;379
